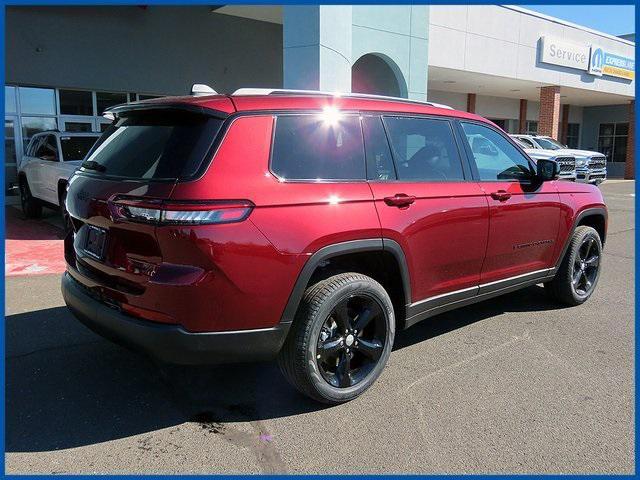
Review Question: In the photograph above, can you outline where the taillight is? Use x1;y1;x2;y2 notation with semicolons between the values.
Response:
108;196;254;225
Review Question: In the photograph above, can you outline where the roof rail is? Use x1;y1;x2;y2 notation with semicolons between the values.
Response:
231;88;453;110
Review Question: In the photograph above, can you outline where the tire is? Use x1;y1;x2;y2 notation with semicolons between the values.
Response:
277;273;395;404
546;225;602;306
19;177;42;219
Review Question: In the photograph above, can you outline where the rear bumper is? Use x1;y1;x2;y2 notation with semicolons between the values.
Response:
62;272;290;365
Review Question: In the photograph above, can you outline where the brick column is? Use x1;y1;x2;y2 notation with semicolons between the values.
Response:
467;93;476;114
538;86;561;139
625;100;635;180
518;99;527;133
560;104;570;145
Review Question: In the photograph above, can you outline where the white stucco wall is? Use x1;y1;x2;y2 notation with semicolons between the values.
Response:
283;5;429;100
428;5;634;98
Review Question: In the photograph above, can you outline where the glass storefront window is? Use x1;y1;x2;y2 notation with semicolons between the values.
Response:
18;87;56;115
566;123;580;149
5;119;17;164
59;89;93;116
64;121;93;132
5;86;17;113
598;122;628;163
613;136;628;162
96;92;127;114
21;116;57;152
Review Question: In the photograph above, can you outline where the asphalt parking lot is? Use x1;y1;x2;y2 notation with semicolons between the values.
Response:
5;180;635;474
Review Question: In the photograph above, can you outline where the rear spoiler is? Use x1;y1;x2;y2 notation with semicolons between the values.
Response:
104;102;230;120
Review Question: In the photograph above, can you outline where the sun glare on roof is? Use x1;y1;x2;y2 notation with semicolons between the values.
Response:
320;106;342;127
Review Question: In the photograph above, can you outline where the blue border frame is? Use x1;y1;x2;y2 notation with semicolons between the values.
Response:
0;1;637;477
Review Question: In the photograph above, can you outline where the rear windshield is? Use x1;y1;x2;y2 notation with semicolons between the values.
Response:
60;136;99;161
80;110;222;180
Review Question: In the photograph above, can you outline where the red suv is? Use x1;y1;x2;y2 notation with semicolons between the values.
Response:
62;89;607;404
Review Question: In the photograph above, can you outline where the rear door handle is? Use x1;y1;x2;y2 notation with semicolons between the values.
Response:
490;190;511;202
384;194;416;208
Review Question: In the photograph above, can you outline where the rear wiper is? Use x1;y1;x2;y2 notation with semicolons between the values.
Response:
81;160;106;172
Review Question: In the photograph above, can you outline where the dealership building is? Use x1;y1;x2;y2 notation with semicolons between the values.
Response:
5;5;635;191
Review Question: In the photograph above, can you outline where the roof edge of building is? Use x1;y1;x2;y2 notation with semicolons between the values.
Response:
503;5;635;47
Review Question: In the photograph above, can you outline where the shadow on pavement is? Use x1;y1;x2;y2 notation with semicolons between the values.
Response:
6;284;565;453
5;205;64;241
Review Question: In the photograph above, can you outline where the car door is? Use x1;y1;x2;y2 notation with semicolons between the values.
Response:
364;114;489;323
457;121;562;287
34;134;61;204
21;135;47;199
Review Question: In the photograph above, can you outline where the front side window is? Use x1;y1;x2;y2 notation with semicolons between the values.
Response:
35;135;58;161
461;122;533;182
383;116;464;181
271;114;365;181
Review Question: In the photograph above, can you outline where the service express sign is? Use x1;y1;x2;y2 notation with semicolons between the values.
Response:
540;36;590;71
540;36;634;80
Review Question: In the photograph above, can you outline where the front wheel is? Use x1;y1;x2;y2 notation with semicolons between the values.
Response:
546;225;602;305
278;273;395;404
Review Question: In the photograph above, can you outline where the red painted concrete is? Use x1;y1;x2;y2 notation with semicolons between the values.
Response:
5;207;66;277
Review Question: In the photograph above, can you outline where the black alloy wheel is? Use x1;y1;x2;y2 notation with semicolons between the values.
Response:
571;235;600;297
545;225;602;306
278;272;395;404
316;294;386;388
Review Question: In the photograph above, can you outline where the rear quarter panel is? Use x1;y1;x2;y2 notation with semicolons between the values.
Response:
170;114;381;254
168;114;381;330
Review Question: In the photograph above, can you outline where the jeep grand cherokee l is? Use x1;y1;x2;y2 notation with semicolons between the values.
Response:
62;88;607;404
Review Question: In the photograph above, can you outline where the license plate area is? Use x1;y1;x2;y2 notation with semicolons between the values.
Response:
84;226;107;260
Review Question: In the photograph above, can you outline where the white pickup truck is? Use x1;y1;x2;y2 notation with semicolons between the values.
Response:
18;131;100;224
511;134;607;185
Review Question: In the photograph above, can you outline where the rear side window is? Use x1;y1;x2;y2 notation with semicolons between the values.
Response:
81;110;222;180
362;116;395;180
271;114;365;181
383;116;464;181
60;136;99;161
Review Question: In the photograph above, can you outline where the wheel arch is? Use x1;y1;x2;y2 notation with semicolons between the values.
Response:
280;239;411;329
576;210;607;245
553;207;607;272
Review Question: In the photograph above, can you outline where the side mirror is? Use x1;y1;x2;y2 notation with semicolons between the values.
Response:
536;158;560;181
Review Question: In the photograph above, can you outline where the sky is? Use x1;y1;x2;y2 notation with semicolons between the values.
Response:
522;5;635;36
